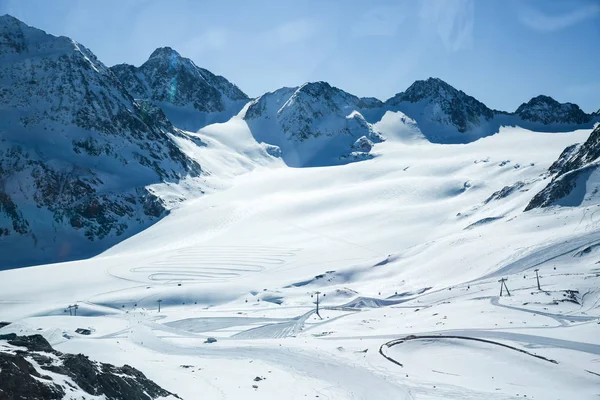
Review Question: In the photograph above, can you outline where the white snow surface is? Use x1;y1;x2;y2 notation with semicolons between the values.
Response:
1;124;600;399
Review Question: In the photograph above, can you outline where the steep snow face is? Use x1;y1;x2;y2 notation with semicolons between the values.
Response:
243;82;385;167
110;47;248;131
526;124;600;210
0;16;201;268
385;78;498;143
515;95;593;125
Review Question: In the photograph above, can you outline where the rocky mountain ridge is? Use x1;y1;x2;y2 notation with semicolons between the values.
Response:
0;333;180;399
110;47;248;131
526;123;600;210
243;81;385;166
1;14;599;268
0;15;201;268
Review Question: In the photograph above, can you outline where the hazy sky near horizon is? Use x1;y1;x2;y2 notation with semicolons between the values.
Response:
2;0;599;112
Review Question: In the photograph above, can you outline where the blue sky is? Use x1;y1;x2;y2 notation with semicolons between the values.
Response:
2;0;599;112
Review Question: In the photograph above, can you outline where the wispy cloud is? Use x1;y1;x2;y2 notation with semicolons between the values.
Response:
419;0;475;52
261;19;322;48
351;4;409;38
564;81;600;98
182;29;230;57
518;3;600;32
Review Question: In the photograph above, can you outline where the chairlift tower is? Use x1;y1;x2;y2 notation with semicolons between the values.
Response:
311;291;325;319
498;278;510;297
534;268;541;291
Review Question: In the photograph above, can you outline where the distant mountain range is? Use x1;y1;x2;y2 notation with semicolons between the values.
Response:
0;14;599;267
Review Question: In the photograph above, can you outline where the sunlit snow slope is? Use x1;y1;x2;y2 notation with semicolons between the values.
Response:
1;124;599;399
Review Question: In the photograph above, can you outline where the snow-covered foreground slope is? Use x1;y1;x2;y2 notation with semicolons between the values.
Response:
1;126;600;399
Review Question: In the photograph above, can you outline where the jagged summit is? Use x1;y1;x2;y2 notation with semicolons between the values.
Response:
289;81;384;110
110;46;248;130
515;95;592;125
391;77;460;102
0;15;201;268
0;13;99;69
526;123;600;210
243;82;385;167
0;13;31;30
385;77;496;142
148;46;181;60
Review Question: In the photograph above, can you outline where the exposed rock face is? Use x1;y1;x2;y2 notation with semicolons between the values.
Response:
515;95;593;125
484;181;527;204
0;333;180;400
0;15;201;268
110;47;248;130
385;77;498;142
243;82;384;166
526;124;600;210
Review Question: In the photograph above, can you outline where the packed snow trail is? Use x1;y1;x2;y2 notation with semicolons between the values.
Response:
489;296;598;326
232;310;315;339
127;324;411;400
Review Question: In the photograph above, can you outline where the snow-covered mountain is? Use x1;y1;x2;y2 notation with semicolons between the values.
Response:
526;123;600;210
0;15;201;268
110;47;248;131
384;77;499;143
383;78;599;143
512;94;599;135
2;14;600;400
515;95;593;125
243;81;387;167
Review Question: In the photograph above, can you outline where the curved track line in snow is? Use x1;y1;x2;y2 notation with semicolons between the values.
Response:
106;245;300;283
378;335;559;368
489;296;598;326
126;325;411;400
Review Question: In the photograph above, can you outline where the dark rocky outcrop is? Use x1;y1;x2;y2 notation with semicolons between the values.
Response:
0;15;201;268
526;124;600;210
386;77;496;134
0;334;180;400
515;95;593;125
110;47;248;131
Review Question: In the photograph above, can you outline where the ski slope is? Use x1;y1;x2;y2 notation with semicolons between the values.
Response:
1;123;600;399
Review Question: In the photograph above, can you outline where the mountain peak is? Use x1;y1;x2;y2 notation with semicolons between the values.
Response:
148;46;182;61
399;77;460;102
298;81;332;90
110;47;248;130
532;94;558;102
516;95;591;125
0;14;28;27
386;77;494;139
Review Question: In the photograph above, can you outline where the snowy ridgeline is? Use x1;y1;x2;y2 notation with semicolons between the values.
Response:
1;13;600;400
0;13;600;270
